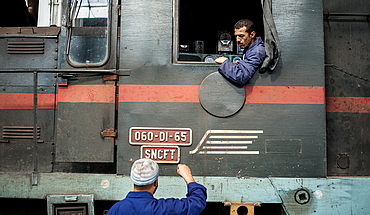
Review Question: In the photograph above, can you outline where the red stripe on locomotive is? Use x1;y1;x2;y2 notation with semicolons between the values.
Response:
4;85;370;113
326;97;370;113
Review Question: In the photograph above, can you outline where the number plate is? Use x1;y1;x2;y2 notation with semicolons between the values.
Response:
141;146;180;163
129;127;192;146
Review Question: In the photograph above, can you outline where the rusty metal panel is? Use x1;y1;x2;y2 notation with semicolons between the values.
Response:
0;27;60;69
324;0;370;176
0;140;53;172
0;84;55;172
0;38;58;69
55;83;115;163
0;85;56;142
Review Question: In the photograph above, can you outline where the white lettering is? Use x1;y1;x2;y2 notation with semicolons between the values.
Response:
163;149;169;159
151;149;157;159
174;132;180;141
159;132;165;141
170;149;176;159
143;148;178;161
142;131;147;141
158;150;164;159
145;149;150;159
148;132;154;141
181;132;187;141
135;132;140;141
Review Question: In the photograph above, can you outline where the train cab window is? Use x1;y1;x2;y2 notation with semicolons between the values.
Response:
173;0;264;64
66;0;111;67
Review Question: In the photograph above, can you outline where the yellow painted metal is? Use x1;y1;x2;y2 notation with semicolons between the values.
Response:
224;202;261;215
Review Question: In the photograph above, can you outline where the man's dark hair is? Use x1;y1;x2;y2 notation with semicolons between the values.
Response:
234;19;256;34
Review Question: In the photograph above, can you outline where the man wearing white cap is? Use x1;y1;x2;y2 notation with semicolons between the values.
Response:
107;158;207;215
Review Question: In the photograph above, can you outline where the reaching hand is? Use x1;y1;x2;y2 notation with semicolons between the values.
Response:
214;57;228;64
177;164;195;184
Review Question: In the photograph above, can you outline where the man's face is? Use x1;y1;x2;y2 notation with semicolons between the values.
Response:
234;27;256;50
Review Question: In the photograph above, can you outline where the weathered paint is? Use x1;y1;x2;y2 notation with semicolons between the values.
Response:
0;85;115;110
118;85;325;104
0;85;325;110
324;0;370;177
116;0;326;178
1;173;369;214
326;97;370;113
57;85;116;103
0;93;55;109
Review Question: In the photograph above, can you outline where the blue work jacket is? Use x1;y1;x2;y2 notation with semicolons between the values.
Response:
107;182;207;215
218;37;266;85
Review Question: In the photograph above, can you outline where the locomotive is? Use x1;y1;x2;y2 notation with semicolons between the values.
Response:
1;0;369;214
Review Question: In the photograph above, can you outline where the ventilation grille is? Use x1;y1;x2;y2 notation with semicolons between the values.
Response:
3;126;41;139
7;41;45;54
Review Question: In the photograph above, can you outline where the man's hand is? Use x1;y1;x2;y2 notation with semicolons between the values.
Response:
214;57;228;64
177;164;195;184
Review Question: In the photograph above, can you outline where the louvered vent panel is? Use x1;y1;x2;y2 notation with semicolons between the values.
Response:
3;126;41;139
7;41;45;54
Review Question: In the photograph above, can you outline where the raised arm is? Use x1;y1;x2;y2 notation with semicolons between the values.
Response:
177;164;196;185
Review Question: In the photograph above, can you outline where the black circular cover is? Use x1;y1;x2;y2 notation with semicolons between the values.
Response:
199;72;246;117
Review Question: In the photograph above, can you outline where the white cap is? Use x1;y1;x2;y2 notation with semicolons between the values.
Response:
130;158;159;186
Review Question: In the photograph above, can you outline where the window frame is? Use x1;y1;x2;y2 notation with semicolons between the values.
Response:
172;0;218;65
65;0;112;68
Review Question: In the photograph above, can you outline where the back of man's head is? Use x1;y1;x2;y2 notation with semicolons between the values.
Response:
130;158;159;186
234;19;256;34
